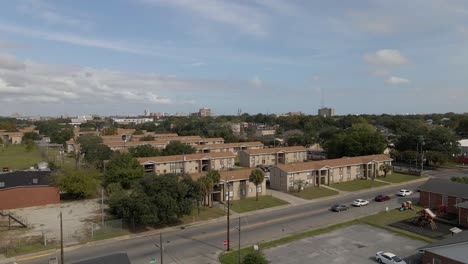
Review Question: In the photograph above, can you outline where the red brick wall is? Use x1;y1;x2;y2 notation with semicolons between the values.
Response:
419;192;459;213
422;251;464;264
0;186;60;209
459;208;468;228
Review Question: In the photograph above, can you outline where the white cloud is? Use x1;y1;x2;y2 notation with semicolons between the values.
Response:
0;53;26;70
365;50;409;66
250;75;263;88
385;76;410;85
141;0;268;36
373;69;391;77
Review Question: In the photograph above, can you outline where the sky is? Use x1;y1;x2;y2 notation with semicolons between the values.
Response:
0;0;468;116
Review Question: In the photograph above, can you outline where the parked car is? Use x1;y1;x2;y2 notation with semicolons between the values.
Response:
375;194;391;202
352;199;369;207
331;204;349;212
375;251;406;264
396;189;412;196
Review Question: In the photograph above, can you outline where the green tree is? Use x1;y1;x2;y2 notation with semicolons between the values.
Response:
162;141;196;156
139;135;155;141
206;170;220;207
104;153;144;189
22;132;40;142
379;163;392;177
425;151;449;166
77;135;113;167
101;127;118;135
401;150;418;164
198;175;213;206
128;144;161;157
55;169;100;199
249;169;265;201
242;251;269;264
24;139;35;152
451;176;468;184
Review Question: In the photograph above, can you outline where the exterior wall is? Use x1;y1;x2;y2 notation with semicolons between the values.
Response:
459;207;468;227
269;167;287;192
222;180;266;201
0;186;60;210
239;151;307;167
10;136;22;144
422;251;464;264
151;157;234;174
419;191;463;214
239;151;251;167
211;157;235;170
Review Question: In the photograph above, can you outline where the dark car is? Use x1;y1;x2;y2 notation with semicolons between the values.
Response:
374;194;391;202
331;204;349;212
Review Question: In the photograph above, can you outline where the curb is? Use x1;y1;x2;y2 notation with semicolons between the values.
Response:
0;176;428;263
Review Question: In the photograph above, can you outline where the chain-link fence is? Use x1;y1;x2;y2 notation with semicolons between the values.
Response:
89;219;124;239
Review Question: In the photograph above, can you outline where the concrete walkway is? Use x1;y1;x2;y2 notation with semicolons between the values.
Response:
268;189;308;205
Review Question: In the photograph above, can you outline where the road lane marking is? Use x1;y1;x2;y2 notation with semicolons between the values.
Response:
17;253;52;262
190;207;328;240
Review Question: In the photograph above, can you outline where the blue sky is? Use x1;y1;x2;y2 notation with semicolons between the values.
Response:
0;0;467;116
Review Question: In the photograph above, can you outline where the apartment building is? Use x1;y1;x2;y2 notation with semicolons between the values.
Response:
270;154;392;192
0;131;23;144
138;152;236;174
174;137;225;146
239;146;307;167
104;140;169;151
194;142;264;155
191;168;266;202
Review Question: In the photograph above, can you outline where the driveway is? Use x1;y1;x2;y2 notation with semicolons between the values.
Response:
263;224;426;264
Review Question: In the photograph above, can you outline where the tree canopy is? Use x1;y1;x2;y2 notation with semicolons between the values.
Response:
249;169;265;201
128;144;161;157
55;168;100;199
161;141;196;156
104;153;144;189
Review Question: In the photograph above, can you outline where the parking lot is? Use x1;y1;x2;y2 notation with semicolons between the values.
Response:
263;224;426;264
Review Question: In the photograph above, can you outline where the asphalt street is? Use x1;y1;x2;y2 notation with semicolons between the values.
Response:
14;180;425;264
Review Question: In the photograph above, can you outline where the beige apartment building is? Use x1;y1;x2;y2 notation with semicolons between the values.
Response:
174;137;225;146
269;154;393;192
138;152;236;174
191;168;267;202
239;146;307;167
104;140;169;151
194;142;264;155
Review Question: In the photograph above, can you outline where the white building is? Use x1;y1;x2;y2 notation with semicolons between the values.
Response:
113;117;153;125
459;139;468;156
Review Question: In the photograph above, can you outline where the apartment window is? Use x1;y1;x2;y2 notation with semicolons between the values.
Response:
257;186;262;193
0;182;4;188
289;182;294;187
220;159;224;166
432;258;441;264
347;166;351;173
241;189;246;195
33;178;38;184
249;188;253;193
163;169;167;173
227;159;232;168
442;195;448;206
240;180;246;185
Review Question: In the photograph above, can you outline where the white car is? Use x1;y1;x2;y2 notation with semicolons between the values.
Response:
352;199;369;207
375;251;406;264
396;189;413;196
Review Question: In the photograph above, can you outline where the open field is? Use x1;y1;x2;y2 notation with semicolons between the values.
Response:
0;145;44;170
290;187;339;200
331;179;389;192
230;196;288;213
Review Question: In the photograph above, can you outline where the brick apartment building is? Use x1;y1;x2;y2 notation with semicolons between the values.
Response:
239;146;307;167
191;168;267;203
418;231;468;264
137;152;236;174
0;170;59;209
269;154;392;192
194;142;264;155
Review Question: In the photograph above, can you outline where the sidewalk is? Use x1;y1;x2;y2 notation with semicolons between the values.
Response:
0;176;429;264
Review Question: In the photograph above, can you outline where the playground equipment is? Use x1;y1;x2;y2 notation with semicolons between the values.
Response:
399;201;414;211
412;208;437;230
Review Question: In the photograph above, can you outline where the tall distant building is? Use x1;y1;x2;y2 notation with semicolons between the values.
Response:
144;109;149;116
198;108;212;117
318;107;335;118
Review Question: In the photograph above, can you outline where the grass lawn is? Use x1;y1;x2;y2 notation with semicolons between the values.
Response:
290;187;339;200
180;206;225;224
6;243;57;258
331;179;389;192
0;145;44;170
380;172;424;183
230;196;288;213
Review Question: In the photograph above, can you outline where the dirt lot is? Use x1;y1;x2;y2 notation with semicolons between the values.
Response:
2;199;103;246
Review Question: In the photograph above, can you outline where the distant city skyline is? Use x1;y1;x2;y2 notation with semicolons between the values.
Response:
1;0;468;116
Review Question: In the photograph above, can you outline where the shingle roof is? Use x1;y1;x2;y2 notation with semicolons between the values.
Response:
0;170;53;189
103;140;169;147
276;154;392;173
191;168;263;182
418;231;468;263
194;142;264;150
456;201;468;209
137;152;236;164
242;146;306;155
417;178;468;199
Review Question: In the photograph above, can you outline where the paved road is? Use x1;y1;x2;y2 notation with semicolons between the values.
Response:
14;181;425;264
424;167;468;180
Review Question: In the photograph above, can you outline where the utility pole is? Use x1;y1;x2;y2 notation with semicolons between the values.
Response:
101;188;104;226
60;212;64;264
238;216;241;264
226;181;231;251
160;232;163;264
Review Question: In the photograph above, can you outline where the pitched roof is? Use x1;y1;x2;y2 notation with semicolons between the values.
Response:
456;201;468;209
174;137;223;143
242;146;306;155
194;142;264;150
191;168;263;182
276;154;392;173
137;152;236;164
0;170;53;189
103;140;169;147
418;231;468;263
417;178;468;199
